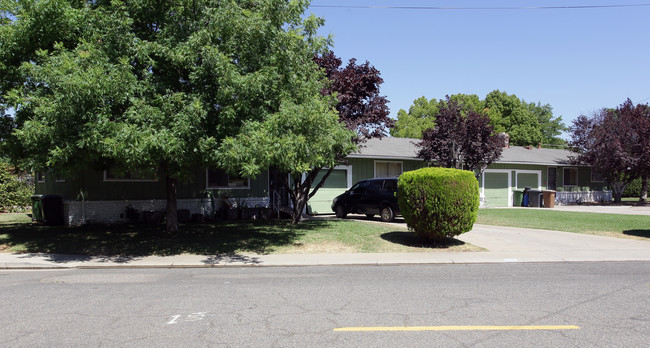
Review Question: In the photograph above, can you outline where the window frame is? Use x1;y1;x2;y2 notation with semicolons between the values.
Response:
103;169;158;182
36;172;46;183
206;168;250;189
590;169;605;183
373;160;403;178
563;167;579;187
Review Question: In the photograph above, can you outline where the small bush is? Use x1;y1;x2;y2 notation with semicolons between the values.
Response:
623;177;641;197
0;162;34;213
398;167;479;242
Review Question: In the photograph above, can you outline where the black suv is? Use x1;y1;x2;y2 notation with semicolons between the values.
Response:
331;178;400;222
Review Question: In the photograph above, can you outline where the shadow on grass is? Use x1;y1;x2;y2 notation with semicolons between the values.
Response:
623;229;650;238
380;231;467;249
0;219;332;261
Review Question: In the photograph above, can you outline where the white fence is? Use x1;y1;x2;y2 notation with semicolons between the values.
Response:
555;191;612;205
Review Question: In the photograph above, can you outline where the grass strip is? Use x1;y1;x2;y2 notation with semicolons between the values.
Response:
0;213;479;255
477;209;649;239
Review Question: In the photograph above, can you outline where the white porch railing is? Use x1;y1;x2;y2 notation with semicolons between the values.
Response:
555;191;612;205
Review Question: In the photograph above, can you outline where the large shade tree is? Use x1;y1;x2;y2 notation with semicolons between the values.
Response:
569;99;650;203
218;97;357;223
417;96;504;178
393;90;566;147
220;50;393;223
1;0;330;232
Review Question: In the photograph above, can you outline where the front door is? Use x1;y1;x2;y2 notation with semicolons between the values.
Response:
548;167;557;190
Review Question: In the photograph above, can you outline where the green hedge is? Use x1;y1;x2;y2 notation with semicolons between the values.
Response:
0;162;34;213
623;177;642;197
398;167;479;242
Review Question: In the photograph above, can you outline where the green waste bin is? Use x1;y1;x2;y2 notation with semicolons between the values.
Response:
31;195;44;222
512;190;523;207
31;194;64;225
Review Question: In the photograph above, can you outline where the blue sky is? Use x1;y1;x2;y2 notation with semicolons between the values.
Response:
307;0;650;135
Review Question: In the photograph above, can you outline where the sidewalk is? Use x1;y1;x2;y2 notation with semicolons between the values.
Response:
2;223;649;269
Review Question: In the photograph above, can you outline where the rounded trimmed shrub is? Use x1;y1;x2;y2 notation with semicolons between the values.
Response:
623;177;641;197
398;167;479;242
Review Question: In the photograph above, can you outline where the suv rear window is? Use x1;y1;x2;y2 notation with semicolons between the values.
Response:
383;180;397;193
368;180;383;193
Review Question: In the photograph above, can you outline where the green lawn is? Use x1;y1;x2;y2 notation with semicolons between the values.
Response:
477;209;649;239
0;213;479;256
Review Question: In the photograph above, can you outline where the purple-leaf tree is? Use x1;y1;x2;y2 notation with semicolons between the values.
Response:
307;51;393;201
314;51;393;140
569;99;649;203
417;96;503;178
635;103;650;203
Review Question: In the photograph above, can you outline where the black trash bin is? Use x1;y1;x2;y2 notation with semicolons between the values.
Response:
41;195;64;226
528;190;543;207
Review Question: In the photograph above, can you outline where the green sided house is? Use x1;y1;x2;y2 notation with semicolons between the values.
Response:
308;137;612;211
479;145;610;207
34;137;611;225
307;137;426;214
35;166;272;226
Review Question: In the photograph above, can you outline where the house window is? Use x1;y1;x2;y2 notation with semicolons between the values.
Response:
375;161;403;178
591;170;604;183
104;169;157;182
36;172;46;183
563;167;578;187
207;168;249;189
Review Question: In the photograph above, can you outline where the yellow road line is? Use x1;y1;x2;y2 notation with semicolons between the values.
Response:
334;325;580;332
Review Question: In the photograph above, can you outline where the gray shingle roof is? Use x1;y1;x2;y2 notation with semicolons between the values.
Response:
349;137;423;160
498;146;575;165
349;137;576;166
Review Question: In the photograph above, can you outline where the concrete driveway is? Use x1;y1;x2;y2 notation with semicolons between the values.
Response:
549;204;650;215
458;224;650;262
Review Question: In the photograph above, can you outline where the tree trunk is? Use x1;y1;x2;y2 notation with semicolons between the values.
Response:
640;175;648;204
286;169;321;224
166;175;179;233
289;177;308;224
611;182;625;204
292;189;307;224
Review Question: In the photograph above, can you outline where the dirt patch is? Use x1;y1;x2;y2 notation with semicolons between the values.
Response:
284;241;357;254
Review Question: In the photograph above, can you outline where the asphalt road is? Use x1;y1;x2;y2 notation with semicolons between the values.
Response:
1;262;648;347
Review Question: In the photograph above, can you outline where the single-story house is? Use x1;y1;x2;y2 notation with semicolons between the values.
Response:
34;137;610;225
307;137;611;211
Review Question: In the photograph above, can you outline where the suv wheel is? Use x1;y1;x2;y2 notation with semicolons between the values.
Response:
380;206;395;222
335;206;347;219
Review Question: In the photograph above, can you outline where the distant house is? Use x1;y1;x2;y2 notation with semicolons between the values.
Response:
479;144;609;207
35;137;610;225
309;137;611;211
